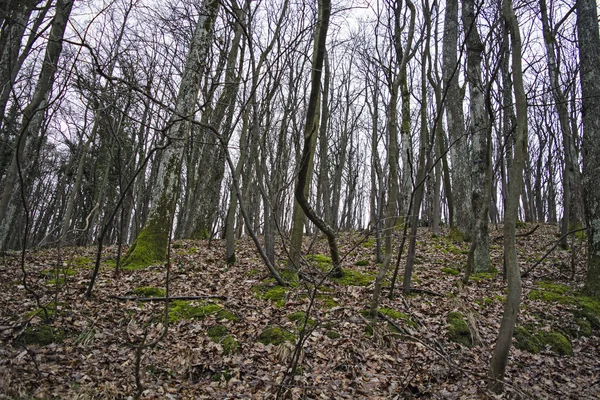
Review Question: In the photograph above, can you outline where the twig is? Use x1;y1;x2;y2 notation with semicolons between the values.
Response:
522;227;587;277
110;295;227;302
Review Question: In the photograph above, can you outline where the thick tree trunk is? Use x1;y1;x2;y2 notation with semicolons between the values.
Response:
462;0;491;272
122;0;219;269
443;0;470;236
577;0;600;298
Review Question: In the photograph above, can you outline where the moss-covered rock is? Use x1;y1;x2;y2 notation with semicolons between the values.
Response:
133;286;165;297
21;325;65;346
446;312;472;347
528;290;572;305
514;326;542;353
258;326;295;345
168;301;222;323
513;326;573;355
540;332;572;356
355;260;370;266
206;325;240;355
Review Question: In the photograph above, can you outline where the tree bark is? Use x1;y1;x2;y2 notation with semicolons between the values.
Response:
577;0;600;298
122;0;219;269
488;0;527;391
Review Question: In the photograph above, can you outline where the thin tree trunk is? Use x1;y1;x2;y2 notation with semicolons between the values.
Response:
488;0;527;390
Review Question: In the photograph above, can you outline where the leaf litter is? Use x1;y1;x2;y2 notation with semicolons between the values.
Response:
0;224;599;399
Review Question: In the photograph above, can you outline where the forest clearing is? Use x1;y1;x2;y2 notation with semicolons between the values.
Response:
1;224;599;399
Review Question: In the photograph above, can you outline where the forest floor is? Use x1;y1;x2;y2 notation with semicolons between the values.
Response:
1;224;599;399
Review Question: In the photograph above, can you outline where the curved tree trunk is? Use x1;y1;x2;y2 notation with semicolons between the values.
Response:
294;0;341;277
488;0;527;391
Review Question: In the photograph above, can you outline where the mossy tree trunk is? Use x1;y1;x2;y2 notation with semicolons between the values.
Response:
121;0;220;269
488;0;527;391
577;0;600;298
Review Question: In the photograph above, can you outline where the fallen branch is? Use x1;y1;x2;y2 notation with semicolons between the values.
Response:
493;224;539;241
110;295;227;302
522;227;587;277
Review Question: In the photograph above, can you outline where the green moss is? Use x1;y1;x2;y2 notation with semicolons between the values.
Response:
576;295;600;314
470;270;498;282
514;326;542;353
494;295;506;303
447;228;465;242
207;325;228;340
513;326;573;355
355;260;370;266
288;311;315;328
246;269;261;277
362;238;376;248
528;290;573;304
220;335;241;355
25;302;64;322
379;308;417;328
307;254;333;271
331;268;374;286
71;256;93;269
326;330;341;339
133;286;166;297
516;220;527;229
21;325;65;346
281;269;299;287
441;267;460;276
571;318;593;337
168;301;222;323
574;308;599;330
258;326;295;345
253;284;288;307
540;332;572;356
537;281;571;295
446;312;472;347
122;192;173;270
315;294;339;308
216;309;240;322
45;276;67;286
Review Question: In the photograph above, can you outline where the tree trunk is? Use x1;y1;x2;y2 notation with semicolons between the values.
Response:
577;0;600;298
0;0;74;245
443;0;470;236
462;0;491;272
488;0;527;390
121;0;219;269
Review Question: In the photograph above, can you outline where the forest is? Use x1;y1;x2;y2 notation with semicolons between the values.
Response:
0;0;599;398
